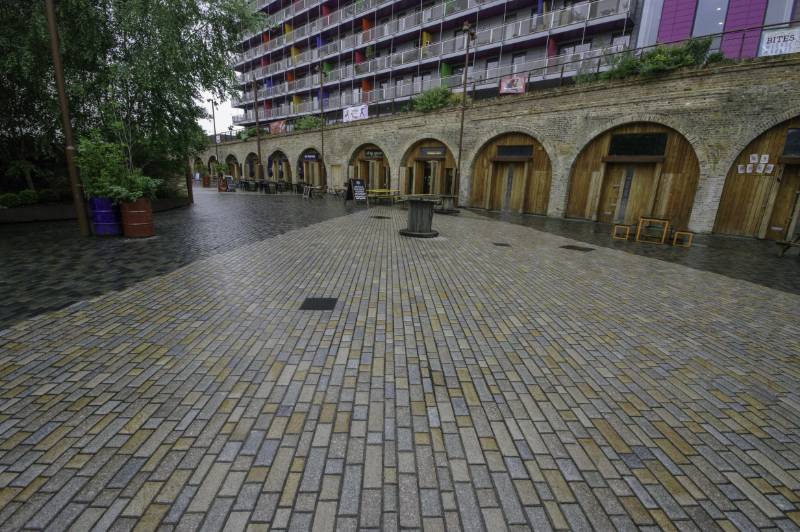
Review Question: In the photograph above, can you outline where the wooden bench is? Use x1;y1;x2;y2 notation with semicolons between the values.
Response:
777;233;800;257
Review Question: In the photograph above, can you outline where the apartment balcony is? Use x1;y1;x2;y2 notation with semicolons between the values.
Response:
235;0;525;68
234;0;631;104
232;43;627;125
235;0;631;81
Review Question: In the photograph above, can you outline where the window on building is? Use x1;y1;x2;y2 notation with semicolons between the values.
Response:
511;52;527;73
765;0;794;25
612;34;631;48
559;42;591;55
692;0;729;37
485;57;499;77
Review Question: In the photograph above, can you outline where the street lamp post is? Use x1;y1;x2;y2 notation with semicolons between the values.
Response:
45;0;90;237
207;98;219;161
252;78;264;179
455;21;475;203
317;63;325;185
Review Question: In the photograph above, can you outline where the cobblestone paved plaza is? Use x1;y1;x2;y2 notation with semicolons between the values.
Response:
1;192;799;530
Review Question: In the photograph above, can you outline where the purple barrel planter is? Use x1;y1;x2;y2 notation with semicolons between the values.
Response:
89;197;122;236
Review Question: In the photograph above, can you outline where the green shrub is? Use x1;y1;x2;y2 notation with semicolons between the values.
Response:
17;189;38;205
294;115;323;131
599;37;714;81
37;189;59;203
0;193;21;208
705;51;726;64
78;130;128;200
411;86;460;112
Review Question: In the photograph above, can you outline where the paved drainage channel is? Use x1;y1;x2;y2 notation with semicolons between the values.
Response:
370;216;391;219
493;242;511;247
560;245;595;252
299;298;338;310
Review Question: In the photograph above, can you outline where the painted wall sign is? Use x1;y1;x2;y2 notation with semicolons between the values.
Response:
499;74;527;94
760;27;800;57
269;120;286;134
343;104;369;122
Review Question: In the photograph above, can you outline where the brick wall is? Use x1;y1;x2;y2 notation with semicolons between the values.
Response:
205;55;800;234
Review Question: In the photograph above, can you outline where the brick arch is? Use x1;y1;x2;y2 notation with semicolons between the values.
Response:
558;115;706;217
464;127;557;204
347;142;393;183
244;152;259;179
717;108;800;178
296;146;326;186
266;149;292;182
567;113;708;179
397;136;459;167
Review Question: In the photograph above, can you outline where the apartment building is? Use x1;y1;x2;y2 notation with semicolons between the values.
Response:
232;0;641;127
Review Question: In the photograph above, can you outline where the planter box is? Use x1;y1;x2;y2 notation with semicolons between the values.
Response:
120;198;155;238
89;197;122;236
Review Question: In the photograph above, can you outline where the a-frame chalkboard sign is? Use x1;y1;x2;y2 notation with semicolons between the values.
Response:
345;178;368;205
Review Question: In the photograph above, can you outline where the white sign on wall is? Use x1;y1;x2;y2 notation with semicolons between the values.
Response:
759;27;800;57
343;104;369;122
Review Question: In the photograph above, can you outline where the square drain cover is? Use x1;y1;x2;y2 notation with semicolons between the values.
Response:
493;242;511;247
370;215;390;219
560;245;594;252
300;298;338;310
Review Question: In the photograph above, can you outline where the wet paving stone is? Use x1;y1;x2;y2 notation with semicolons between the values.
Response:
0;188;353;330
474;209;800;295
0;202;799;530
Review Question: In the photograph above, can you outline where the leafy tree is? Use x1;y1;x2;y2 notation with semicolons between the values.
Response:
0;0;264;191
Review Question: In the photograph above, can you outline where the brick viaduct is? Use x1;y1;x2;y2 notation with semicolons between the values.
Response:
202;55;800;233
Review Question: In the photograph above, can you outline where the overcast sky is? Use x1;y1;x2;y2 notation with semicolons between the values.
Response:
198;92;241;135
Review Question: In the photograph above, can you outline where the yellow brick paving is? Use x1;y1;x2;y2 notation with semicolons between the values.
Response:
0;207;799;531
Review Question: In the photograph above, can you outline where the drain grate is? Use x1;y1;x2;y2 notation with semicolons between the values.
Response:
300;297;338;310
560;245;594;252
492;242;511;247
370;215;390;219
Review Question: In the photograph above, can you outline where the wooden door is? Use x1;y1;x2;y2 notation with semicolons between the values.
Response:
488;163;505;210
714;173;775;237
414;161;424;193
765;166;800;241
358;161;370;185
597;164;625;223
623;164;657;225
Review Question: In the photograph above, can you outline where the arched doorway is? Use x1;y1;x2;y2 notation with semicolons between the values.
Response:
714;116;800;240
245;153;259;179
565;123;699;230
193;158;204;179
267;150;291;182
298;149;326;187
225;154;240;179
207;155;218;175
400;139;457;196
470;133;552;214
350;144;390;189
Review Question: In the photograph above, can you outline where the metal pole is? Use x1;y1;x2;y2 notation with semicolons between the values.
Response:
318;62;325;187
253;79;264;179
208;99;219;160
45;0;90;237
455;22;474;205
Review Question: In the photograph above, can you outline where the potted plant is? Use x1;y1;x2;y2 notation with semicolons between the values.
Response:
78;132;128;236
114;170;162;238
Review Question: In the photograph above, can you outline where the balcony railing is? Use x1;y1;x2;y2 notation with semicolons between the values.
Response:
236;0;629;69
232;43;627;124
234;0;630;98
